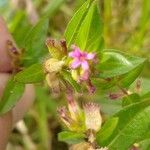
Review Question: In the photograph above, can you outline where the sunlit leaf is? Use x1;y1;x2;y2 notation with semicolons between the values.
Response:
64;0;93;47
75;0;103;52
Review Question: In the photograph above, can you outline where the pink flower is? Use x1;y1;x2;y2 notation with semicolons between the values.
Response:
69;45;95;71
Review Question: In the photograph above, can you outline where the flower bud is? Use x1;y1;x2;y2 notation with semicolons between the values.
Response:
44;58;64;73
57;106;73;130
46;73;60;92
108;92;124;100
46;38;67;59
66;89;81;121
135;79;141;93
84;103;102;132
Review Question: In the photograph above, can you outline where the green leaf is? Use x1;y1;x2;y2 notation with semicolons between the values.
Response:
10;11;31;47
122;93;141;107
64;0;92;47
58;131;85;144
96;117;118;145
120;63;144;88
75;0;103;52
97;50;146;78
0;79;25;114
99;99;150;150
22;18;49;66
141;91;150;101
63;71;81;92
14;63;44;83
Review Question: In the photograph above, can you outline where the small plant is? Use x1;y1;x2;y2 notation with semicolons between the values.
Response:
0;0;149;149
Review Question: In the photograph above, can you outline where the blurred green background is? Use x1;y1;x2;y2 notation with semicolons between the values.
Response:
0;0;149;150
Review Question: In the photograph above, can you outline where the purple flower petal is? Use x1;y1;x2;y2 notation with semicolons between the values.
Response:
68;51;76;58
81;60;89;70
69;46;81;58
73;47;81;57
71;59;81;69
86;53;95;60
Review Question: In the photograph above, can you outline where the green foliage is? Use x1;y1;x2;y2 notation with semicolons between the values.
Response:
120;63;144;88
14;63;44;83
75;0;103;51
0;0;150;149
97;99;150;149
58;131;85;144
122;93;141;107
98;50;146;78
65;0;103;51
96;117;118;144
65;0;92;47
62;71;81;92
0;78;25;114
22;18;49;66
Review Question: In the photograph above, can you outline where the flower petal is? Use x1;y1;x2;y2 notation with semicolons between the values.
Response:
86;53;95;60
81;60;89;70
69;51;76;58
71;59;81;69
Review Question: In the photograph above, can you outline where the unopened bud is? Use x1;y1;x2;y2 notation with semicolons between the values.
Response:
135;79;141;93
46;73;60;92
44;58;64;73
57;106;73;129
46;38;67;59
66;89;80;121
108;92;124;100
84;103;102;132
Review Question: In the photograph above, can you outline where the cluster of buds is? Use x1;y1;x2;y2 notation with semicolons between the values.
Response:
58;97;102;133
68;45;97;93
44;38;67;93
57;92;106;149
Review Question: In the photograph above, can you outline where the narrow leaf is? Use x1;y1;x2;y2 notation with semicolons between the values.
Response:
97;50;146;78
75;0;103;52
58;131;85;144
122;93;141;107
14;63;44;83
98;99;150;150
63;71;81;92
0;79;25;114
64;1;92;47
96;117;118;145
23;18;49;66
